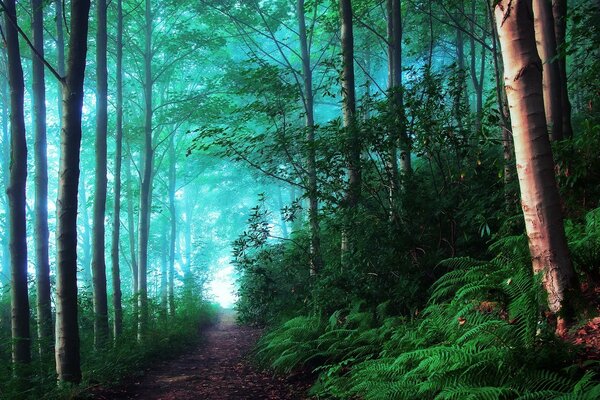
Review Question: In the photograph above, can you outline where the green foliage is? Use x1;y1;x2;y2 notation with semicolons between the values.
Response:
255;252;600;399
0;296;218;400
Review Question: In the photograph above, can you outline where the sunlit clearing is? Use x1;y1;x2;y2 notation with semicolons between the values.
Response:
209;263;237;309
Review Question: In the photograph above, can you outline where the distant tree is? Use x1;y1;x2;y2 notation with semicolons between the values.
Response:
4;0;31;376
533;0;563;140
111;0;124;339
138;0;153;340
92;0;110;348
551;0;573;138
494;0;574;335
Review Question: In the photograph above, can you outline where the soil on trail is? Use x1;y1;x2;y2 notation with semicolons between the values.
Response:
90;313;311;400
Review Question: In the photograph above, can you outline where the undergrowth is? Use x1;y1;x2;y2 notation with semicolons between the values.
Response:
254;209;600;399
0;300;219;400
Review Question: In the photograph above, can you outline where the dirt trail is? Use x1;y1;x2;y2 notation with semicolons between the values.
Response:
91;313;310;400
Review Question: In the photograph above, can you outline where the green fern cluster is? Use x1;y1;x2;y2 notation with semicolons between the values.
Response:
254;302;405;375
566;207;600;283
312;257;600;399
256;254;600;399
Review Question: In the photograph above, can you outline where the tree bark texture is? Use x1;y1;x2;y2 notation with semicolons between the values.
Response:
494;0;574;331
92;0;109;347
5;0;31;371
55;0;90;383
533;0;563;141
31;0;53;360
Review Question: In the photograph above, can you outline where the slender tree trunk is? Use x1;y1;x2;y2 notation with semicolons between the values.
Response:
5;0;31;374
495;0;574;335
552;0;573;138
126;156;138;298
55;0;90;383
55;0;65;114
470;0;486;132
111;0;124;339
276;185;289;239
78;172;92;285
0;55;10;288
160;227;168;319
297;0;322;275
339;0;360;263
92;0;109;348
454;1;467;132
183;192;193;291
386;0;399;210
533;0;563;141
168;137;176;317
138;0;153;340
488;1;515;209
31;0;53;361
387;0;408;216
339;0;361;265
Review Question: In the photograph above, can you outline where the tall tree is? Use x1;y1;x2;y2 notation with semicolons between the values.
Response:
111;0;124;338
533;0;563;141
297;0;322;275
31;0;53;361
168;136;176;317
4;0;31;374
138;0;154;339
494;0;574;335
339;0;360;262
55;0;91;383
92;0;110;347
0;51;9;288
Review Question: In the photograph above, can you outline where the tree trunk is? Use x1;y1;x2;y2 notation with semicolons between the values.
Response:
183;192;193;292
160;227;168;319
454;1;467;133
55;0;90;383
138;0;153;340
494;0;574;335
31;0;53;361
552;0;573;138
470;0;486;133
92;0;109;348
168;136;176;317
78;172;92;285
0;55;9;288
5;0;31;374
533;0;563;141
126;156;138;299
297;0;322;275
111;0;124;339
488;1;516;210
276;185;289;239
339;0;360;263
55;0;65;116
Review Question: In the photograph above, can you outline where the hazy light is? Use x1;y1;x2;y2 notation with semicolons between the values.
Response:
209;263;237;308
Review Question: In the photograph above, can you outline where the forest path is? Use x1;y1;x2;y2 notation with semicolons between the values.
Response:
91;312;310;400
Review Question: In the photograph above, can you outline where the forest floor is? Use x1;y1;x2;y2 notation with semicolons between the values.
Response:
87;312;312;400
